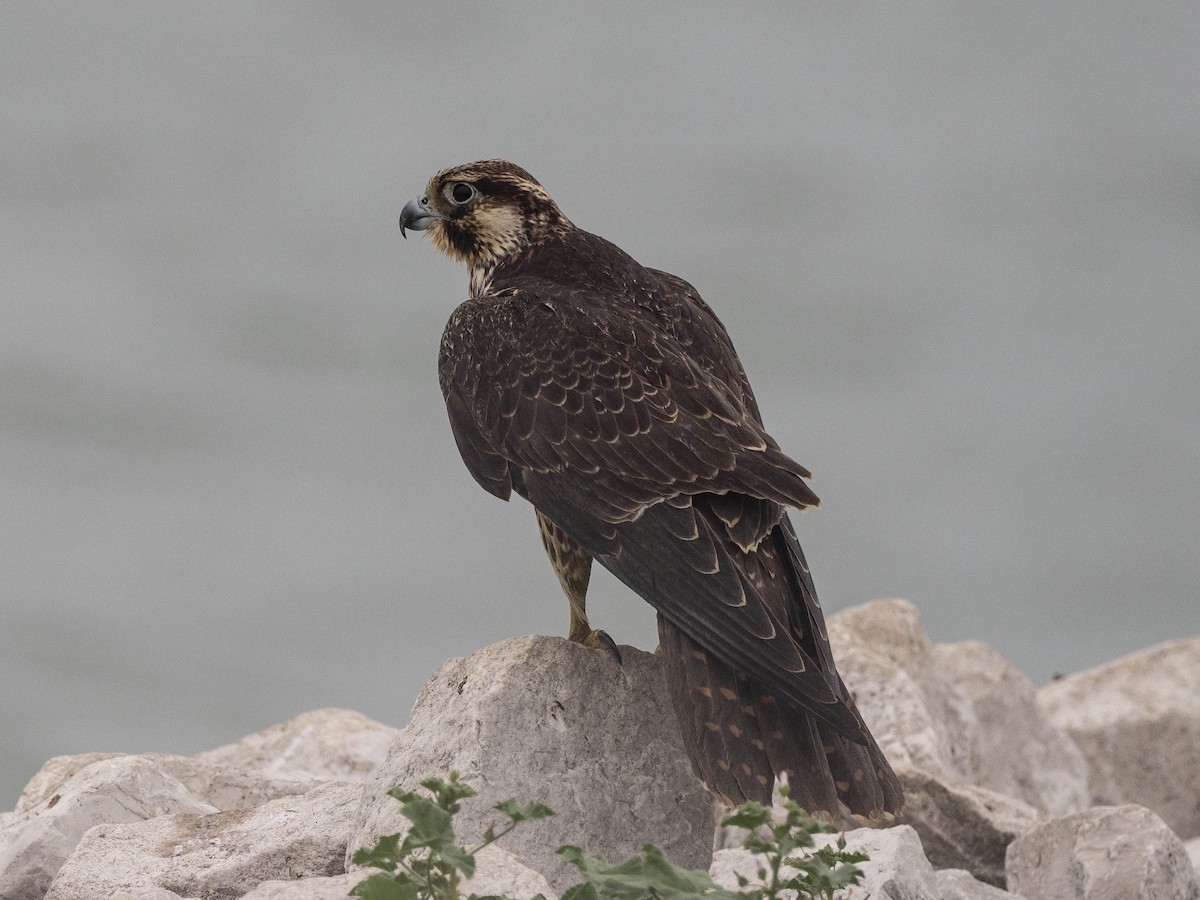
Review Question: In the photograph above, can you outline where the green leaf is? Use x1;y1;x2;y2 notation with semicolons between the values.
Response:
720;801;771;831
420;772;477;811
494;798;555;823
353;774;569;900
557;843;741;900
351;832;402;871
350;872;421;900
439;841;477;878
740;833;775;856
401;795;456;848
557;844;585;866
387;787;418;805
780;843;866;897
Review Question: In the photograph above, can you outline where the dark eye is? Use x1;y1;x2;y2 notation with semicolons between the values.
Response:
450;182;475;204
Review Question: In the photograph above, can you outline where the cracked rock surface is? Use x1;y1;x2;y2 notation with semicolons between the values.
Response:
3;603;1197;899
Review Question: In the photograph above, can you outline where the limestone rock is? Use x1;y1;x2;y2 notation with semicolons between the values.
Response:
827;600;1092;826
196;708;399;783
804;602;1057;886
935;640;1090;816
1005;804;1200;900
348;635;714;893
1188;836;1200;877
936;868;1022;897
14;753;125;815
935;867;1022;899
147;755;322;812
1039;636;1200;840
707;848;764;892
1;749;326;898
239;873;362;899
827;600;977;783
45;781;361;900
897;767;1039;888
824;825;939;899
462;845;556;899
0;755;218;900
111;890;192;900
16;752;320;819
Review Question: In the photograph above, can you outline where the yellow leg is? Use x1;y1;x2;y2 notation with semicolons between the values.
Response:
537;511;621;663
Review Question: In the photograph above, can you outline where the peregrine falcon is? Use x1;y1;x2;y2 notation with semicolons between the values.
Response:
400;159;902;821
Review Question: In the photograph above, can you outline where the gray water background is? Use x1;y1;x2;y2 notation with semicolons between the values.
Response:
3;4;1198;807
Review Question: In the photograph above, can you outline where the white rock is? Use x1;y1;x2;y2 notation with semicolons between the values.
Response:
110;890;192;900
16;752;321;819
824;824;940;899
935;640;1090;815
45;781;361;900
828;600;1091;825
1006;804;1200;900
14;753;125;815
935;867;1022;899
348;635;714;893
196;708;399;783
711;825;939;899
794;601;1060;887
240;872;362;899
0;749;325;898
827;600;977;783
150;754;322;812
0;755;218;900
1039;636;1200;840
461;845;556;899
898;767;1039;888
708;847;779;892
1189;836;1200;876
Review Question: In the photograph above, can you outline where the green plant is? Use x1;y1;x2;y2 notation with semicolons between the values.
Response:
350;776;866;900
350;772;553;900
717;786;868;900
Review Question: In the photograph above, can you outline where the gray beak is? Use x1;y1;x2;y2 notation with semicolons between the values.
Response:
399;196;444;238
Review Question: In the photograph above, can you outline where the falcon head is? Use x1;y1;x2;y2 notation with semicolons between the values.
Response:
399;159;569;270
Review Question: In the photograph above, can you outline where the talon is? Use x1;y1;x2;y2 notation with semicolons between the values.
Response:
577;628;622;665
595;629;622;665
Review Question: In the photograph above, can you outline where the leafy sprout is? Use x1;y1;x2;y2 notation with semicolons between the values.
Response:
351;775;865;900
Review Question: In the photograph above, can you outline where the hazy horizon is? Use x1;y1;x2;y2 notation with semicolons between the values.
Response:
3;4;1198;807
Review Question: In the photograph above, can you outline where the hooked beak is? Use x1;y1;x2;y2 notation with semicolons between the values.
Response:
399;196;444;238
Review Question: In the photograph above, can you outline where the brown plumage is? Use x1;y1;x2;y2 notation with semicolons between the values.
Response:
400;159;903;821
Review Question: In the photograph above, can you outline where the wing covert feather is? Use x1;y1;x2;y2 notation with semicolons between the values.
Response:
438;284;819;526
